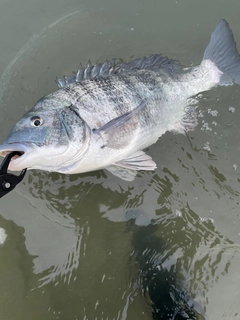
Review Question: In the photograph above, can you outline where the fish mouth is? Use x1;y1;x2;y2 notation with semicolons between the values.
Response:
0;143;30;170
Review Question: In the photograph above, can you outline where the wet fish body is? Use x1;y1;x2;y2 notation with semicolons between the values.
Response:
0;20;240;180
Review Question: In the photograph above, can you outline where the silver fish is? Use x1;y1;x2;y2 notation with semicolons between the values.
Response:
0;19;240;181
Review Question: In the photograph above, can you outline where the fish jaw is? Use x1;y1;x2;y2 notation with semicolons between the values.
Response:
0;143;30;171
0;143;72;172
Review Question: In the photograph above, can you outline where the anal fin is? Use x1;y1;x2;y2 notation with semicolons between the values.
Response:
172;108;198;134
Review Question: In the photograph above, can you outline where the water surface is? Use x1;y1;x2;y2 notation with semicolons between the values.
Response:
0;0;240;319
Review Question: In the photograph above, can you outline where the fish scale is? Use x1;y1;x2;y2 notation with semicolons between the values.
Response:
0;20;240;181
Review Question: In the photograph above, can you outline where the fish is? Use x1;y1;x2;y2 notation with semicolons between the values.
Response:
0;19;240;181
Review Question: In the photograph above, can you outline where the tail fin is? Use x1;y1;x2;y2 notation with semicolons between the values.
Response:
203;19;240;86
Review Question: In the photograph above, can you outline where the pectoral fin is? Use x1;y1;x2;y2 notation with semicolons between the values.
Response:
93;95;158;148
106;151;157;181
93;97;149;136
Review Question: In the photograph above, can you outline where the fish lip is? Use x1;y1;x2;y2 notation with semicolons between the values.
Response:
0;143;30;169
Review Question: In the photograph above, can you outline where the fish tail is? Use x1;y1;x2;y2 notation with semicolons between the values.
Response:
202;19;240;86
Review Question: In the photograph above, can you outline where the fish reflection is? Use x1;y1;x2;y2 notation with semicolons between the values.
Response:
4;164;240;319
0;215;39;319
18;169;134;287
128;204;240;319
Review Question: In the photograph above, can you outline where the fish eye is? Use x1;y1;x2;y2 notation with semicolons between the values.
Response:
30;116;43;127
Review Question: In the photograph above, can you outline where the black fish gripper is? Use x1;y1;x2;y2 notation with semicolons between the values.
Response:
0;151;27;198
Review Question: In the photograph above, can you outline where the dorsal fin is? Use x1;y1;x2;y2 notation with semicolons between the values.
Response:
56;54;180;88
56;60;114;88
117;54;180;73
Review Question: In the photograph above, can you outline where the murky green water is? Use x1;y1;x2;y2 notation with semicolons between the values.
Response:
0;0;240;319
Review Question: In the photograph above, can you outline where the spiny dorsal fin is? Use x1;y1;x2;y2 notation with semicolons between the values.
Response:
56;54;180;88
56;60;114;88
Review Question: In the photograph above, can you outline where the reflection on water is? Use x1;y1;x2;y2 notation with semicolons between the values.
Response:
1;126;240;319
2;165;236;319
129;204;239;319
1;2;240;319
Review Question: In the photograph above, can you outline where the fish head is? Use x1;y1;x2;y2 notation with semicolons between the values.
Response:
0;94;90;172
